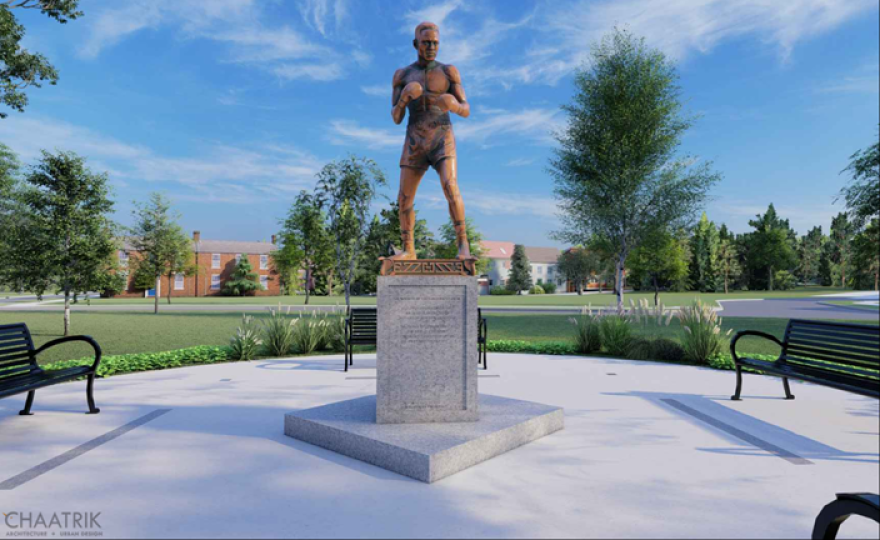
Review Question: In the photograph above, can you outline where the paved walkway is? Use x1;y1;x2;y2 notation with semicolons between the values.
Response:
0;354;877;538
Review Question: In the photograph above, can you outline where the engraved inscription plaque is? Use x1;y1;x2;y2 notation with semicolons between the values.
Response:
377;275;478;424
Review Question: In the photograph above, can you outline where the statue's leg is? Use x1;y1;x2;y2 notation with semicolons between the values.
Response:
436;158;472;259
391;166;427;260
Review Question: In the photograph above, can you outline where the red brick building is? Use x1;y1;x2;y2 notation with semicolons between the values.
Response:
115;231;281;297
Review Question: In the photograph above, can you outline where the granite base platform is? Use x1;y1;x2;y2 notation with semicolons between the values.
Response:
284;394;564;483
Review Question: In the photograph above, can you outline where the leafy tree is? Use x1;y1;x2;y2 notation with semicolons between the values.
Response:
818;241;836;287
434;217;487;273
851;219;879;291
315;156;386;308
797;226;825;284
0;1;82;118
222;254;262;296
506;244;532;294
744;204;796;291
357;200;433;293
163;238;194;304
716;237;741;294
128;193;191;314
556;248;593;295
628;228;690;304
830;212;854;289
551;28;719;311
0;143;22;285
279;191;331;305
689;213;720;292
270;241;304;296
839;131;879;227
2;150;116;334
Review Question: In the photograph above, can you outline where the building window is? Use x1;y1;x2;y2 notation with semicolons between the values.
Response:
174;273;185;291
260;275;269;289
118;251;129;268
212;254;221;269
211;274;221;290
235;254;242;264
260;255;268;270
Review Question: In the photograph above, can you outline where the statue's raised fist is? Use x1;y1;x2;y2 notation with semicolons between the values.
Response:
435;94;460;114
400;82;423;105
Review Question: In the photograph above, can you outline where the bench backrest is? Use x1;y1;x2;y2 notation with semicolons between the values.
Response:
348;308;377;343
783;319;879;382
0;323;37;383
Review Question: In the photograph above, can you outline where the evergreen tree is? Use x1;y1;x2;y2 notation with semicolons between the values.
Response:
222;255;262;296
506;244;532;294
839;130;879;227
628;228;690;304
830;212;854;289
689;213;720;292
716;237;741;294
851;219;879;291
797;226;824;284
744;204;797;291
556;248;602;295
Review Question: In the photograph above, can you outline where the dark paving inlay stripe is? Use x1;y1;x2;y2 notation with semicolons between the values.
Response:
660;399;813;465
0;409;172;490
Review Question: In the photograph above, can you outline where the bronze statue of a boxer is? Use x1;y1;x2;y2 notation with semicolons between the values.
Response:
389;21;472;261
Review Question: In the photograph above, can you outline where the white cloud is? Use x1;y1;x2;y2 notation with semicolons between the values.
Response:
327;120;401;149
361;85;388;97
505;158;536;167
298;0;349;37
418;186;558;219
0;116;322;202
274;63;344;82
402;0;466;33
456;108;563;146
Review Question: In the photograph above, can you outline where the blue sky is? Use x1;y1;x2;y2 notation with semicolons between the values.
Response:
1;0;877;247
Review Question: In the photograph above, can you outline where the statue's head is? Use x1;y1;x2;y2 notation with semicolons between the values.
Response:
413;22;439;62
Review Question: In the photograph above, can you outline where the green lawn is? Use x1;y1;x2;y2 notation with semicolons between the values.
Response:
83;286;852;308
3;310;875;365
823;300;879;312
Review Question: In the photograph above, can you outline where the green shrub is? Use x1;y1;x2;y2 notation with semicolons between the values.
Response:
292;312;327;354
651;338;686;363
487;340;576;355
774;270;796;291
569;306;602;353
490;286;515;295
542;282;557;294
322;314;346;352
529;284;545;295
43;345;233;378
678;301;731;364
261;306;295;356
625;338;654;360
600;315;633;357
708;353;778;371
230;315;262;360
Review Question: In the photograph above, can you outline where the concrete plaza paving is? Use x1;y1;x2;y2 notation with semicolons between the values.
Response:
0;353;877;538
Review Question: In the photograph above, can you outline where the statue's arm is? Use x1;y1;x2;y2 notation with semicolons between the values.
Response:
391;69;406;125
445;65;470;118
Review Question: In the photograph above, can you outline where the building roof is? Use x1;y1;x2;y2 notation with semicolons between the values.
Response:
121;238;277;255
480;241;561;264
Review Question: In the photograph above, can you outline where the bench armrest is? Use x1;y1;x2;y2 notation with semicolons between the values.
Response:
730;330;783;364
33;335;102;372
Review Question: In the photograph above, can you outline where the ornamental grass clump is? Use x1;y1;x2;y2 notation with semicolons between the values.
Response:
230;315;262;360
261;305;295;356
292;312;327;355
569;305;602;353
599;314;633;357
678;300;732;364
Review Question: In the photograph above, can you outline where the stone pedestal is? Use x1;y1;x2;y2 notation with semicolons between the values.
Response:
376;275;478;424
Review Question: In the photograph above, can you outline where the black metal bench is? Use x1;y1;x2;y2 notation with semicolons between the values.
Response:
812;493;879;539
344;307;488;371
730;319;879;401
0;323;102;415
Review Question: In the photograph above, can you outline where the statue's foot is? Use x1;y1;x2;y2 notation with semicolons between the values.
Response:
456;246;477;261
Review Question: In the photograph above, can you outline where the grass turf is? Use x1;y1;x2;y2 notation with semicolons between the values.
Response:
3;310;876;365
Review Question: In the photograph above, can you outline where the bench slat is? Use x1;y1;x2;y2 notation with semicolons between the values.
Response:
0;351;33;364
787;334;880;354
782;356;879;378
784;348;879;368
786;342;879;362
739;357;879;397
789;326;879;342
790;319;880;332
0;332;28;343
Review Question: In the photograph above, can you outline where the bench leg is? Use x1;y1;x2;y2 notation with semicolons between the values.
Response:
812;497;880;539
782;377;795;400
731;365;743;401
86;374;100;414
19;390;35;416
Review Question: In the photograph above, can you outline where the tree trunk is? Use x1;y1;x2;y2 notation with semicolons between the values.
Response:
154;275;160;314
328;270;334;296
63;290;71;337
577;278;583;295
841;265;846;289
724;270;729;294
344;282;351;309
768;266;774;292
167;274;173;305
615;255;625;313
875;267;878;292
304;265;311;305
653;274;659;306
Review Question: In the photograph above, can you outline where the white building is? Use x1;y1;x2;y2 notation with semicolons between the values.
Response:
480;241;564;294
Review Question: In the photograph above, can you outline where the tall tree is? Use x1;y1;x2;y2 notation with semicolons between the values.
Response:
315;156;386;308
0;1;82;118
506;244;532;294
830;212;854;289
270;241;304;296
839;130;879;227
128;193;191;314
163;240;194;304
797;226;824;284
279;191;330;305
744;204;797;291
434;217;487;273
222;255;262;296
0;143;22;284
628;227;690;304
716;237;741;294
689;213;720;292
556;248;601;295
551;28;719;311
3;150;116;334
851;219;880;291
